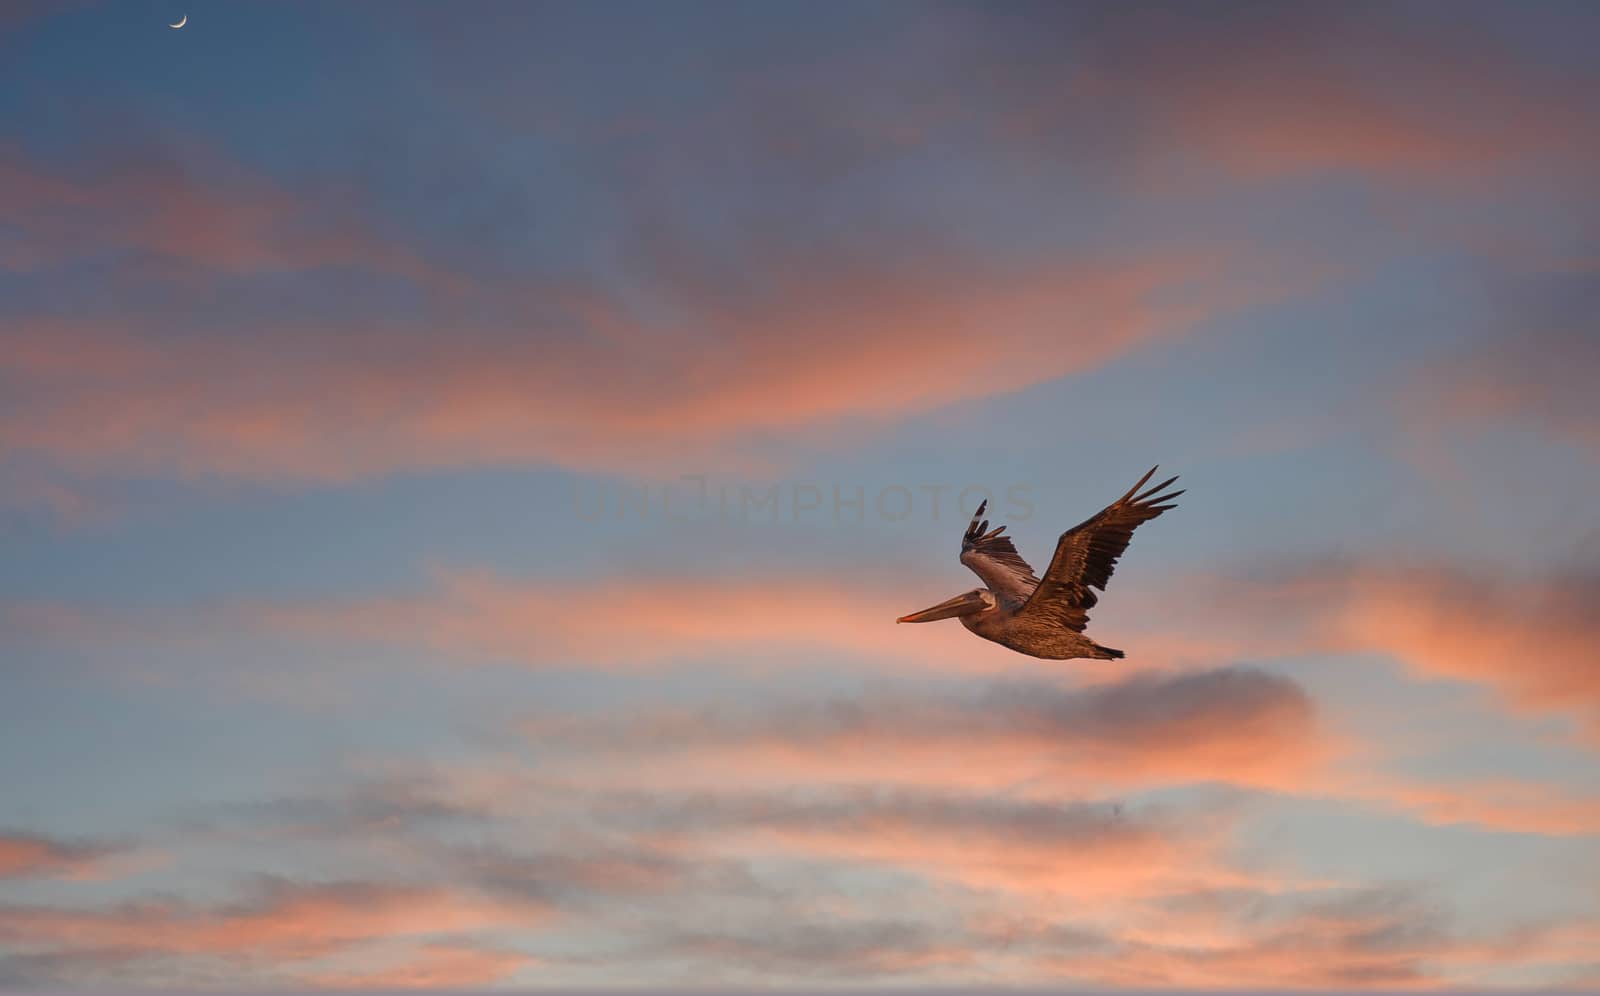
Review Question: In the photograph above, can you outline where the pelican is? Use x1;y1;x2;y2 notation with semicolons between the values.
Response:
897;466;1183;660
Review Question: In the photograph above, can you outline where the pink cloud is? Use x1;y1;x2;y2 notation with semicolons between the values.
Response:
0;879;549;972
1;247;1271;483
1045;8;1600;190
292;942;532;989
0;2;89;37
501;667;1327;799
0;143;442;282
665;795;1261;903
0;832;130;881
247;569;988;671
1356;777;1600;837
1333;569;1600;741
12;558;1594;845
1006;885;1600;990
1404;325;1599;462
8;566;1276;680
1163;563;1600;746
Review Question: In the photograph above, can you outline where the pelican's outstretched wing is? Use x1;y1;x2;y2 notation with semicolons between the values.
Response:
959;499;1040;604
1013;467;1183;633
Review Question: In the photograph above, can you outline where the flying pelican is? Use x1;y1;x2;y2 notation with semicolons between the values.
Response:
897;466;1182;660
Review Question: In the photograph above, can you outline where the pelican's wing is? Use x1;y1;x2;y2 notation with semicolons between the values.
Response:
959;499;1040;604
1014;467;1183;633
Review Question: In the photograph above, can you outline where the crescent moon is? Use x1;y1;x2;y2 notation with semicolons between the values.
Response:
168;14;186;28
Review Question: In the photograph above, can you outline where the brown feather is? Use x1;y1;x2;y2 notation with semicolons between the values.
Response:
1013;466;1181;634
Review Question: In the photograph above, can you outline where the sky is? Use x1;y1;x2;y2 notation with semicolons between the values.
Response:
1;0;1598;989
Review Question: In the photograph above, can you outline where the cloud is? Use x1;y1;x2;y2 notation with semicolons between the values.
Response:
0;878;549;984
519;667;1326;794
5;5;1596;499
1332;567;1600;744
953;4;1600;190
2;569;976;673
290;942;532;989
0;1;85;38
1171;562;1600;746
4;658;1585;987
248;568;983;670
447;844;700;904
13;559;1594;842
57;770;1239;983
0;143;441;282
1039;887;1438;988
10;564;1202;675
0;831;130;881
1357;777;1600;837
1;565;1306;682
422;4;1600;196
1404;302;1600;462
996;883;1600;989
647;919;977;980
1041;888;1437;988
607;789;1259;903
1;247;1248;485
0;467;112;529
184;770;493;842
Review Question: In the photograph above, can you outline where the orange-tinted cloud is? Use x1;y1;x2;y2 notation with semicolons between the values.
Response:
1046;908;1404;988
293;943;532;989
620;872;1598;988
509;667;1326;797
407;567;1598;840
0;2;82;38
249;569;991;670
0;246;1263;482
1332;568;1600;744
8;566;1191;675
641;791;1265;903
4;570;991;673
1357;777;1600;837
985;6;1600;189
656;922;978;979
1170;563;1600;745
15;566;1254;679
13;560;1593;844
435;6;1598;195
1404;323;1599;462
0;144;440;282
0;469;111;529
1147;44;1592;188
0;879;548;972
0;832;125;881
1017;886;1600;990
1042;898;1438;988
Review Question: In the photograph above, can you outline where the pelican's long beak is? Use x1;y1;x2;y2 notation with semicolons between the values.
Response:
897;590;988;624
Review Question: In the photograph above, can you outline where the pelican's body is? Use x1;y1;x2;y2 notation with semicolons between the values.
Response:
897;467;1183;660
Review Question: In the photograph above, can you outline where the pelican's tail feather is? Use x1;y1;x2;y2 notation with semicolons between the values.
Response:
1090;642;1125;660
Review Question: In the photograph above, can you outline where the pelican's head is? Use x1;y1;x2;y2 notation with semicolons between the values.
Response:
897;588;994;624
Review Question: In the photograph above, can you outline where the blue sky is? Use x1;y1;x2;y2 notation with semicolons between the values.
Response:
1;0;1598;988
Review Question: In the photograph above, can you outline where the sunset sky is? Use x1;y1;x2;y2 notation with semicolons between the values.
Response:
2;0;1598;989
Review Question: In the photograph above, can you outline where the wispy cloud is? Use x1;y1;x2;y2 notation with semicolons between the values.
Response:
0;831;137;881
1354;777;1600;837
950;4;1600;190
1404;310;1600;463
1038;886;1600;989
0;143;442;282
1;249;1256;487
289;942;532;989
0;877;548;985
518;667;1326;794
